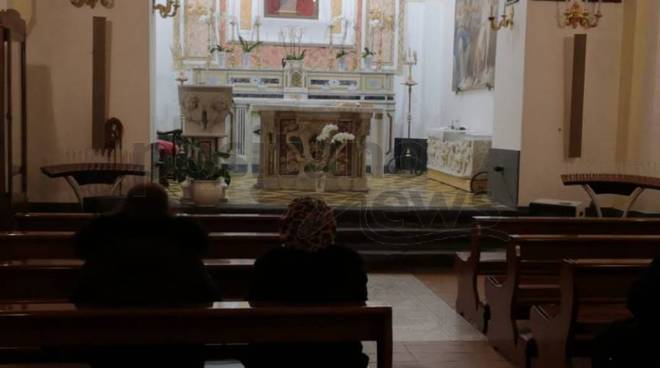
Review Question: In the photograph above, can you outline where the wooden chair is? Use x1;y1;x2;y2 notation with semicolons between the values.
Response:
455;216;660;332
484;234;660;365
529;259;648;368
0;231;281;260
0;258;255;302
0;301;393;368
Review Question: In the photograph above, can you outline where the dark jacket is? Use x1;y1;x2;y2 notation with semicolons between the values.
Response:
71;214;217;368
245;244;369;368
627;257;660;326
72;214;218;305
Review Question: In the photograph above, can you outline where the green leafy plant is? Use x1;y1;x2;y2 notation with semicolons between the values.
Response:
163;138;232;185
336;48;352;59
285;49;306;61
361;47;375;58
210;44;232;54
238;36;262;53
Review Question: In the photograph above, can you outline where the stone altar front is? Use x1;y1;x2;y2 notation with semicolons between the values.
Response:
427;129;491;192
255;104;376;192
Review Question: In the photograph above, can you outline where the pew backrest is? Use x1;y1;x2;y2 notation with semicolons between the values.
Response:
13;213;283;233
0;259;255;301
0;301;393;368
0;232;281;260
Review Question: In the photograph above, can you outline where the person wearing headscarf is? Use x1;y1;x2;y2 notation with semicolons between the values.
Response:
72;183;217;368
244;197;369;368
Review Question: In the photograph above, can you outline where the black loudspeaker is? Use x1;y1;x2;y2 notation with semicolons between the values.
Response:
394;138;428;174
529;199;586;217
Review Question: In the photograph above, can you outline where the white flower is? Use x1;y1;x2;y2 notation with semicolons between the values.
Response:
316;124;339;142
199;15;210;23
331;132;355;144
329;79;340;87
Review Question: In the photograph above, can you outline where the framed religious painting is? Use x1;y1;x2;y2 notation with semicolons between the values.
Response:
264;0;319;19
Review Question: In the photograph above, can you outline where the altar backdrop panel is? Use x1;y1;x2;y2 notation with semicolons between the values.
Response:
172;0;404;71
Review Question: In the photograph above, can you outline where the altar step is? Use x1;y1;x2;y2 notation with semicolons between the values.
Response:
186;205;518;230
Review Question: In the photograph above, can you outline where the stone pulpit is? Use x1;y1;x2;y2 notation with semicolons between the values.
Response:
179;85;234;152
255;104;375;192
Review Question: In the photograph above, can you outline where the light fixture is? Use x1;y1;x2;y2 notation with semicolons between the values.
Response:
153;0;180;18
489;2;515;31
561;0;603;29
70;0;113;9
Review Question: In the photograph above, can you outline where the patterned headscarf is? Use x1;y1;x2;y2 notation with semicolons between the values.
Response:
280;197;337;252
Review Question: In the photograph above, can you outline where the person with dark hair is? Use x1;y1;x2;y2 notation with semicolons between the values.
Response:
73;183;217;367
244;197;369;368
591;258;660;367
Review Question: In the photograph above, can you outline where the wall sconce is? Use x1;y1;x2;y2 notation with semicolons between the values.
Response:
561;0;603;29
489;2;515;31
70;0;113;9
153;0;180;18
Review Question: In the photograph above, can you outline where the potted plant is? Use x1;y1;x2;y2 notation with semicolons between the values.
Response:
336;49;352;72
210;44;232;68
361;47;376;71
163;139;231;206
304;124;355;192
280;27;306;88
238;36;261;69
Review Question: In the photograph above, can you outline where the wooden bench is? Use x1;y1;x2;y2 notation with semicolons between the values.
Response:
455;216;660;331
0;259;254;302
14;212;282;233
484;235;660;365
0;301;393;368
529;259;649;368
0;231;281;260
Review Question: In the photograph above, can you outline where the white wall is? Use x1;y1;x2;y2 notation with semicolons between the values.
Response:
492;0;526;150
154;14;180;133
629;0;660;211
25;0;151;202
518;1;625;206
421;0;495;137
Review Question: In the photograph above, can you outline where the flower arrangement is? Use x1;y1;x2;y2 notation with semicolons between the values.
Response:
238;35;261;53
304;124;356;173
280;27;306;61
336;48;352;59
362;47;376;58
210;44;232;54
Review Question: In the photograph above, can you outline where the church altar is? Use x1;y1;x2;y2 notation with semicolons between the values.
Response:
191;67;396;183
254;104;377;192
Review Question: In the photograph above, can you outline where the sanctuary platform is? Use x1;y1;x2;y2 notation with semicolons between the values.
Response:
171;173;502;210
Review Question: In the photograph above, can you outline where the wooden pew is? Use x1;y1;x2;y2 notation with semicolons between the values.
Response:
14;212;282;233
0;231;281;260
0;259;254;302
529;259;648;368
484;235;660;365
455;216;660;331
0;301;393;368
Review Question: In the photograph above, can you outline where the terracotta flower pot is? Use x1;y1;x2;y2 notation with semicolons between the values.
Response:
191;180;225;207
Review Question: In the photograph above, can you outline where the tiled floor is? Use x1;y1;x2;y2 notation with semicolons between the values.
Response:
169;173;497;209
362;272;512;368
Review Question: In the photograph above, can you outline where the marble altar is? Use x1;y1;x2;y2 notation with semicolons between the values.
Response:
427;129;491;192
254;103;378;192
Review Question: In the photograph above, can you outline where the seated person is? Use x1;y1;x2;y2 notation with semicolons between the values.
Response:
73;183;218;368
591;258;660;367
244;197;369;368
